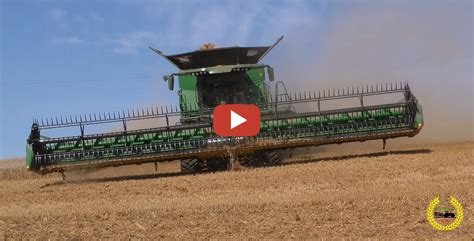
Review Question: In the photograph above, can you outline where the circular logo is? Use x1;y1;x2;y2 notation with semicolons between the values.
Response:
426;196;464;231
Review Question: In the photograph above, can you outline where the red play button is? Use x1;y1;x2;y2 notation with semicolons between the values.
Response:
213;104;260;136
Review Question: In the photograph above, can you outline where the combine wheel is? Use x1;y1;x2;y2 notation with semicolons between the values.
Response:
206;158;229;171
180;158;203;173
244;150;282;167
262;150;282;166
181;158;230;173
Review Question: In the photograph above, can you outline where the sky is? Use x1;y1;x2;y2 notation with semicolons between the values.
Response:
0;0;472;159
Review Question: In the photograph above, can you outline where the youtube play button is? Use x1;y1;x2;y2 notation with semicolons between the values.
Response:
214;104;260;136
230;110;247;129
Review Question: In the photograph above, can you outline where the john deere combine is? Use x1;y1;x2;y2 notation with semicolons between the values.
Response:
26;36;423;175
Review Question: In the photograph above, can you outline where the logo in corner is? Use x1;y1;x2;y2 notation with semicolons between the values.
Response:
426;196;463;231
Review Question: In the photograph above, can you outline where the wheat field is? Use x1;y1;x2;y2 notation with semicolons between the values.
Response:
0;142;472;239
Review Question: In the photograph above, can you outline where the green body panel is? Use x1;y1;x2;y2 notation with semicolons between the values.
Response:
414;102;424;128
25;144;34;170
178;75;198;112
246;68;268;104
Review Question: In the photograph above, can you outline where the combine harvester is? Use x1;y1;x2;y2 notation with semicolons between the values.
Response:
26;36;423;176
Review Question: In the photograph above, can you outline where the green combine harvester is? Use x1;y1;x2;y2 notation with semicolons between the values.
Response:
26;36;423;176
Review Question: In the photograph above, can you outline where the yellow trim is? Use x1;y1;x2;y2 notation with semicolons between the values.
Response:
426;197;463;231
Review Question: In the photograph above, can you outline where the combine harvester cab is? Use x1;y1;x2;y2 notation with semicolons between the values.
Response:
26;36;424;175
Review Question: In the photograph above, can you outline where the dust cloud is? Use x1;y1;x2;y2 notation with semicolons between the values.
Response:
273;1;473;144
118;1;472;150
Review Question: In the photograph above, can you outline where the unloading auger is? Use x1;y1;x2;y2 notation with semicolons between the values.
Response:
26;36;423;175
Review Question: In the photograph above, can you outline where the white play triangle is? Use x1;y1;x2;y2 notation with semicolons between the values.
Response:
230;110;247;129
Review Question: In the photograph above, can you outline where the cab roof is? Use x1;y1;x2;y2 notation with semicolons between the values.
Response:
164;46;270;70
150;36;283;70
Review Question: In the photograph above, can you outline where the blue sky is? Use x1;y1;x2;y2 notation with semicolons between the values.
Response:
0;0;472;159
0;0;331;158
